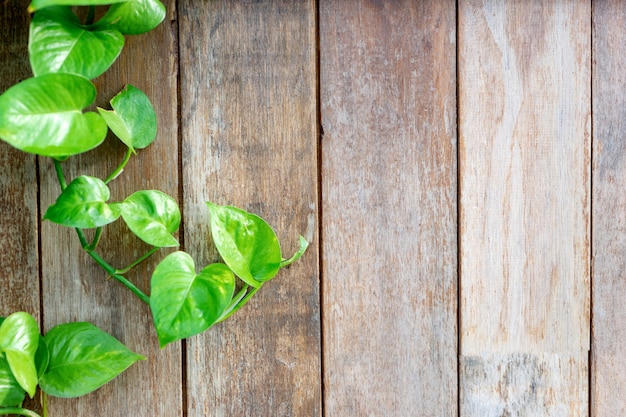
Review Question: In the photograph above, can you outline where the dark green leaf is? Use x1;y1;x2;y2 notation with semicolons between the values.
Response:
0;74;107;157
120;190;180;247
39;322;144;398
98;85;157;152
0;356;25;407
29;6;124;79
28;0;126;13
150;252;235;347
0;312;40;398
207;202;282;287
43;175;121;228
95;0;166;35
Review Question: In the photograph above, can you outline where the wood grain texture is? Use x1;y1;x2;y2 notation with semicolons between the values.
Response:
39;3;182;415
179;2;320;416
591;1;626;415
320;1;458;416
461;353;587;417
459;0;591;414
0;1;39;319
459;0;591;353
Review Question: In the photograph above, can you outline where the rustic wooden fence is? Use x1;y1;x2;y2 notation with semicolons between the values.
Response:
1;0;624;415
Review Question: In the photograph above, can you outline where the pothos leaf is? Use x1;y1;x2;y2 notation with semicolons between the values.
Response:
43;175;121;228
95;0;166;35
39;322;145;398
98;84;157;152
0;74;107;157
150;252;235;347
120;190;180;247
0;312;40;398
0;355;25;407
207;202;282;287
28;0;126;13
29;6;124;80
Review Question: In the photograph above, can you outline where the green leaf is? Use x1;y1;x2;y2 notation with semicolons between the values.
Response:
95;0;166;35
29;6;124;79
207;203;282;287
0;313;40;398
43;175;121;228
39;322;144;398
98;85;157;152
28;0;126;13
150;252;235;347
0;356;25;407
0;74;107;157
119;190;180;247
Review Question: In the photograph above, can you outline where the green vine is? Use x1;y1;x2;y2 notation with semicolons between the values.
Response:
0;1;307;415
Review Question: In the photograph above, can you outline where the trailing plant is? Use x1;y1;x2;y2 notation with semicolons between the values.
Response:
0;1;307;415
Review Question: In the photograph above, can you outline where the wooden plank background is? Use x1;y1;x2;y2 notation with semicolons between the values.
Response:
1;1;625;416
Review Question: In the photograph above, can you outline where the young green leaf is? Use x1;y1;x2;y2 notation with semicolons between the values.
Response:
39;322;145;398
28;0;126;13
207;202;282;287
98;85;157;152
0;356;26;407
0;312;40;398
94;0;166;35
120;190;180;247
29;6;124;79
0;74;107;157
43;176;121;228
150;252;235;347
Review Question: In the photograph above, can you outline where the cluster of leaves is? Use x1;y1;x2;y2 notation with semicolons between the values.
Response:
0;1;307;415
0;312;143;409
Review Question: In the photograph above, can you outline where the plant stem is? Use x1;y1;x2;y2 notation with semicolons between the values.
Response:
0;408;42;417
115;247;159;275
216;285;261;323
85;5;96;25
105;148;133;184
53;159;67;191
86;250;150;304
88;227;104;251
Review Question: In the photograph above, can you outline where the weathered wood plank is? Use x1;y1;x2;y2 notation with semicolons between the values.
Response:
0;2;39;319
320;1;458;415
40;3;182;416
591;1;626;415
179;2;320;416
458;0;591;414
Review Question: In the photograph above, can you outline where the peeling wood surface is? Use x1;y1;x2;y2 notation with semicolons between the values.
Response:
320;1;458;415
179;1;321;416
592;1;626;415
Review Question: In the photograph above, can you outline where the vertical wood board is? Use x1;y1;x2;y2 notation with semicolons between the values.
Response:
320;1;458;415
0;1;39;320
459;0;591;414
591;1;626;415
459;0;591;354
40;3;182;416
179;1;320;416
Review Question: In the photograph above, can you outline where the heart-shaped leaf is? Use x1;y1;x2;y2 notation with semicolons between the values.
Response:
0;312;40;398
0;356;25;407
44;175;121;228
28;0;126;13
0;74;107;157
95;0;166;35
98;85;157;152
29;6;124;79
120;190;180;247
207;203;282;287
39;322;145;398
150;252;235;347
